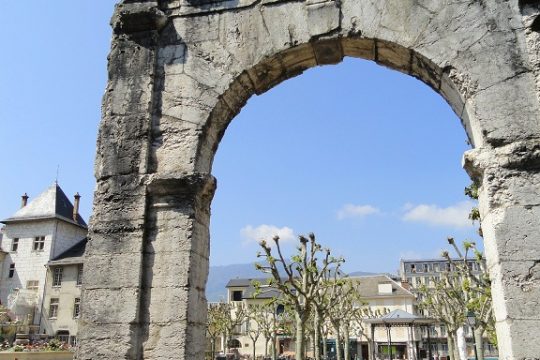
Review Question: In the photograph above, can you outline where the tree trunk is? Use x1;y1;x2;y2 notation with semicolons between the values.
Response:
343;323;350;360
447;331;455;360
264;337;269;357
323;333;328;360
253;338;257;360
335;325;342;360
272;335;277;360
456;327;467;360
296;313;306;360
314;311;321;360
474;327;484;360
211;338;216;360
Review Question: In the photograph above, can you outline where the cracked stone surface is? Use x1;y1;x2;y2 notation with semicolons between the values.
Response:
77;0;540;359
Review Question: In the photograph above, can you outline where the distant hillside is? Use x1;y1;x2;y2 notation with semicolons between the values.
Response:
206;264;379;302
206;263;262;302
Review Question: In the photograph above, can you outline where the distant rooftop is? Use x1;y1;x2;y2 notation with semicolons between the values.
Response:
226;278;272;288
364;309;436;325
1;183;87;228
226;274;413;300
400;258;477;263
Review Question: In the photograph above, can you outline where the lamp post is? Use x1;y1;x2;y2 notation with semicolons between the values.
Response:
465;312;478;360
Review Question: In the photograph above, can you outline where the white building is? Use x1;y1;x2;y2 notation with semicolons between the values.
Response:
41;238;86;345
0;183;87;337
222;274;421;360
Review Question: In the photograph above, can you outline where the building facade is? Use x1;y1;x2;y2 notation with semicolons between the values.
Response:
0;183;87;342
41;239;86;345
222;274;423;360
399;258;498;359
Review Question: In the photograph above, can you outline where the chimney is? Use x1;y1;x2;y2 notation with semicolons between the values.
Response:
401;279;410;290
73;193;81;221
21;193;29;208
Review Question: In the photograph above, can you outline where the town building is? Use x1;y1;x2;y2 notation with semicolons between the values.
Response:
0;183;87;342
222;274;426;360
399;258;498;359
41;238;86;345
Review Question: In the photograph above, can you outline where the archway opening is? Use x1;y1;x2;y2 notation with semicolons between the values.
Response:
206;42;485;359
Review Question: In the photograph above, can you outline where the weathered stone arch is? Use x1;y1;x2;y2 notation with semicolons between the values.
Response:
78;1;540;359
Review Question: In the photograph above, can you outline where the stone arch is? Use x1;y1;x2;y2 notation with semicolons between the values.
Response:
196;39;474;175
78;1;540;359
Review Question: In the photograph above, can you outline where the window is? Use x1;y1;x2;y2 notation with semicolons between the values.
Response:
8;264;15;278
33;236;45;251
69;336;77;346
440;325;447;336
56;330;69;343
423;263;429;272
26;280;39;291
73;298;81;318
231;290;243;301
77;265;83;286
49;298;59;318
411;264;416;273
53;267;63;287
11;238;19;252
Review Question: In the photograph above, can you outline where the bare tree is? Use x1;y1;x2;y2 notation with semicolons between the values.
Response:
246;304;265;360
207;303;225;360
256;233;345;360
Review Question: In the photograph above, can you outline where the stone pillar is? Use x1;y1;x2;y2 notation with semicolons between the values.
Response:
76;1;171;359
139;175;215;359
464;141;540;360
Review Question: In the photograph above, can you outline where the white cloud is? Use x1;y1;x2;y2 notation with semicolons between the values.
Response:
240;224;295;245
337;204;380;220
402;201;475;228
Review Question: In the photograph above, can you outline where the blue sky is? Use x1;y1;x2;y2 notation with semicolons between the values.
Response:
0;1;480;274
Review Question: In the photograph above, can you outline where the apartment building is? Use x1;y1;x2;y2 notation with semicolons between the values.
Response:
399;258;497;358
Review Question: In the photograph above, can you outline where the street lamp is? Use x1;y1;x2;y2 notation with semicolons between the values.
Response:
465;311;478;360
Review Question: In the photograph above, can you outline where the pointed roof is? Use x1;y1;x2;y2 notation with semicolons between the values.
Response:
380;309;421;320
364;309;436;325
1;183;87;228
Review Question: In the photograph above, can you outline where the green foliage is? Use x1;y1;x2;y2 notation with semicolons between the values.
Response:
465;183;479;200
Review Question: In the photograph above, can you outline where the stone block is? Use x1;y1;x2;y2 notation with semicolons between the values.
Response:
280;43;317;77
144;210;210;257
83;253;143;289
341;37;375;60
470;72;540;146
82;287;140;324
220;71;256;114
141;250;208;290
440;73;465;118
376;40;411;74
312;38;343;65
495;317;540;359
306;1;340;38
77;323;139;360
489;259;540;321
410;52;442;91
247;56;285;94
260;2;310;50
142;321;188;358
